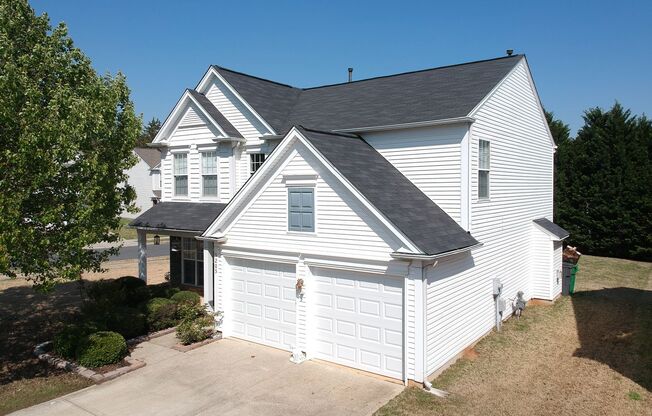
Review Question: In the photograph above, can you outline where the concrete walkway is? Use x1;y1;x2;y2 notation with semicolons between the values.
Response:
14;334;403;416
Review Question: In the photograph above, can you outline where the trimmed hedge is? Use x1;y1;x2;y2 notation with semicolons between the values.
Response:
53;324;95;359
76;331;128;368
107;306;148;339
148;283;180;299
146;297;178;331
171;290;200;306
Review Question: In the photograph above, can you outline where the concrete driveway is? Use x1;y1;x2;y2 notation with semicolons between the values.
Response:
14;335;403;416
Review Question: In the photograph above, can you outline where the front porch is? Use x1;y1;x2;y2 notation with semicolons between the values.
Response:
129;201;229;309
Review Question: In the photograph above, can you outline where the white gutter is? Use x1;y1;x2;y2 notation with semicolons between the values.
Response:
195;235;228;243
333;116;475;134
391;242;483;261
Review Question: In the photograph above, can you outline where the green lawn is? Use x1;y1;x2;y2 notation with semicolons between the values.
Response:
376;255;651;416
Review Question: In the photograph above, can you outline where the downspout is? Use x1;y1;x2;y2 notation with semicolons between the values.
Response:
421;260;450;398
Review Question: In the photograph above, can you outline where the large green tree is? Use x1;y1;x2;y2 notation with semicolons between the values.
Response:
554;103;651;261
136;117;161;147
546;111;572;220
0;0;141;288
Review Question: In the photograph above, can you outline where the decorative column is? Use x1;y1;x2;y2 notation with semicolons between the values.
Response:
137;229;147;283
203;241;214;310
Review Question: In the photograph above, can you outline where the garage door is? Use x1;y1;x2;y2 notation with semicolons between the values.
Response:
229;258;296;351
312;268;403;379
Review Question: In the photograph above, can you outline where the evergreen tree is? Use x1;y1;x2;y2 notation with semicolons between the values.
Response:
546;111;572;220
0;1;141;287
136;117;161;147
555;103;651;260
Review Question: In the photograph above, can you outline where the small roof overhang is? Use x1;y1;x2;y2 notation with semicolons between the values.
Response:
533;218;569;240
129;202;228;234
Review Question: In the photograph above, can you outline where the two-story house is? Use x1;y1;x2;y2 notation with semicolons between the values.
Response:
130;54;568;386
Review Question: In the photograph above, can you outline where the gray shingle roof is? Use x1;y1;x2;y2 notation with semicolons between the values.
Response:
187;89;242;138
533;218;569;240
213;55;522;134
130;202;228;233
134;147;161;169
298;127;479;256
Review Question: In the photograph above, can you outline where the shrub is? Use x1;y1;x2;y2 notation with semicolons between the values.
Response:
115;275;145;291
171;290;200;306
86;280;124;305
53;324;96;359
107;306;148;339
85;277;150;308
176;315;214;345
175;303;214;345
76;331;128;368
148;283;180;299
146;297;178;331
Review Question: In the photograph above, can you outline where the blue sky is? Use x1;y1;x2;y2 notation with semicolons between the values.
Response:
31;0;651;134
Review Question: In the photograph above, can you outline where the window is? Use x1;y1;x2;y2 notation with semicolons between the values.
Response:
288;188;314;232
174;153;188;196
182;238;204;286
479;139;490;199
201;151;218;197
250;153;265;174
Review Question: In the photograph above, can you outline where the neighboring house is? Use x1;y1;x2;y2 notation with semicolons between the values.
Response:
123;147;162;219
130;54;569;385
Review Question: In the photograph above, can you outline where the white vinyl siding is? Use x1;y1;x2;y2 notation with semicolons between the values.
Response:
530;225;553;299
203;76;271;190
223;143;404;262
202;151;218;197
363;125;465;225
552;241;563;298
173;153;188;196
424;59;555;377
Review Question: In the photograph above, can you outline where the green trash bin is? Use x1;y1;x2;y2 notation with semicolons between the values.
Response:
569;264;579;294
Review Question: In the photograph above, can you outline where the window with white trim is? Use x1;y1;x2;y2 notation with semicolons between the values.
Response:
182;238;204;286
288;188;314;232
479;139;490;199
201;151;218;197
173;153;188;196
250;153;265;174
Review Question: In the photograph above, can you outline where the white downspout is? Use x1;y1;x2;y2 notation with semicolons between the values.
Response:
421;260;450;398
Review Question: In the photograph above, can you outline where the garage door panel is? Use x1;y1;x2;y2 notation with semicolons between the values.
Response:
312;268;403;379
229;259;296;351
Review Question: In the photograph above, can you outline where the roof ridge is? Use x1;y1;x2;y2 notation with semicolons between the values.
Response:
302;54;523;91
212;65;300;90
213;55;521;92
297;125;360;139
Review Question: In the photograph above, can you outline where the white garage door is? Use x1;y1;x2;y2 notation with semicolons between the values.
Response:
312;268;403;379
229;258;297;351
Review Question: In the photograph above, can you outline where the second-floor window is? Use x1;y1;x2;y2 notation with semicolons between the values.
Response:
174;153;188;196
250;153;265;174
479;139;490;199
202;151;218;197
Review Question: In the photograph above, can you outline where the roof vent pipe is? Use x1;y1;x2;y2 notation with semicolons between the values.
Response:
506;49;514;56
348;67;353;82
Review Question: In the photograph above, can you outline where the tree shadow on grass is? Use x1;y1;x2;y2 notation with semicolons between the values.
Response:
0;280;86;385
571;287;652;391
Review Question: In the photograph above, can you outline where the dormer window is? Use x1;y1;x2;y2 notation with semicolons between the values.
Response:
174;153;188;196
250;153;265;174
